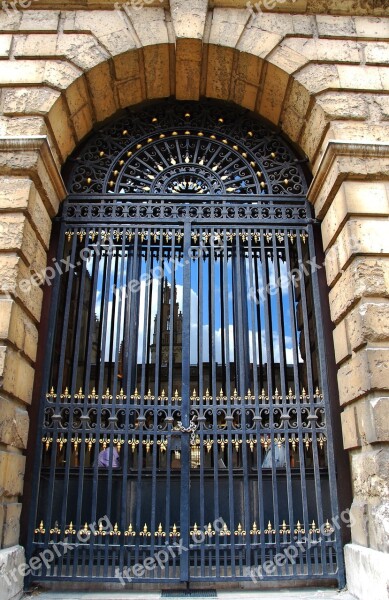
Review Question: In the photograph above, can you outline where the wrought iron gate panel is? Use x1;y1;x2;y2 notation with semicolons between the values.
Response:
27;100;345;587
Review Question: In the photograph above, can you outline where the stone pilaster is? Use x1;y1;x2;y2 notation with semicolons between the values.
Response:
0;136;66;598
309;140;389;600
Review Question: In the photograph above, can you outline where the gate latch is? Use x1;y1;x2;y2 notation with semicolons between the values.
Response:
176;418;198;445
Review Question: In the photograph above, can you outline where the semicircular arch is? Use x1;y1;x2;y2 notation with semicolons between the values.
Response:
63;98;310;198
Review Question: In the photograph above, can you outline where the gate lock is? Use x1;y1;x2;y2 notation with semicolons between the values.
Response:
176;418;198;445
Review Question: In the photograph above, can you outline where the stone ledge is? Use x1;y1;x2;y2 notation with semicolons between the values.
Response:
0;544;24;600
0;136;66;215
308;140;389;218
8;1;388;17
211;1;389;16
344;543;389;600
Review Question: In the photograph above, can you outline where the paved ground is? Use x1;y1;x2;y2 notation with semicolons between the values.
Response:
23;589;357;600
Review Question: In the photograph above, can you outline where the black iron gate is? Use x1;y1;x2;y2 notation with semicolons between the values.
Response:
26;100;345;586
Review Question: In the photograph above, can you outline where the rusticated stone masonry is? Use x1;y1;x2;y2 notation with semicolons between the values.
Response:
0;1;388;599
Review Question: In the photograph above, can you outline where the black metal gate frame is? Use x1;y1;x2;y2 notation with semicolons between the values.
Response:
25;191;345;587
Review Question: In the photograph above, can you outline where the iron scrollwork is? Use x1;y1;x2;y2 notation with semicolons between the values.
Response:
65;99;308;197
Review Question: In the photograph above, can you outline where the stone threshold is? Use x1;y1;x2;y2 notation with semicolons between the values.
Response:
23;588;357;600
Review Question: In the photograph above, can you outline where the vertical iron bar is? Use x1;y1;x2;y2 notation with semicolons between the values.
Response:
88;230;114;576
284;228;310;576
119;227;139;577
198;229;206;577
180;220;192;582
210;231;220;578
247;229;265;573
253;249;264;395
135;230;152;565
140;232;153;399
272;233;296;575
247;231;259;399
233;233;252;574
165;231;176;547
259;231;281;570
307;224;345;584
150;231;164;556
296;231;316;576
105;232;126;576
221;230;235;577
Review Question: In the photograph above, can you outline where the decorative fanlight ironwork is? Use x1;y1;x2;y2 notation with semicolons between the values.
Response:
66;99;308;196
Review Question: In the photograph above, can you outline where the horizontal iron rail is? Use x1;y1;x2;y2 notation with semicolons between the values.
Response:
65;194;309;203
59;195;315;227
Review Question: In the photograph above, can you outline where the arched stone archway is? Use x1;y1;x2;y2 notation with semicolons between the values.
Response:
0;3;388;598
3;6;387;169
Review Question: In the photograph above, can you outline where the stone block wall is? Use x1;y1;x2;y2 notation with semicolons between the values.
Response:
0;137;65;599
310;150;389;571
0;1;387;598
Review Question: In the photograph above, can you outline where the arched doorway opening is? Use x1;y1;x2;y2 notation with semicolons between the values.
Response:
25;99;345;587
